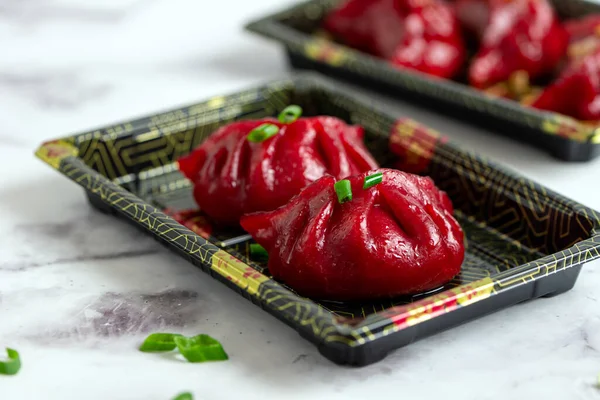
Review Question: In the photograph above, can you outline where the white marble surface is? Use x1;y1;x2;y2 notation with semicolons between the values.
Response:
1;1;599;399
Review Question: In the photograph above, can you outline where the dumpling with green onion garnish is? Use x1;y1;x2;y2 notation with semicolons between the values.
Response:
178;106;379;226
240;168;465;301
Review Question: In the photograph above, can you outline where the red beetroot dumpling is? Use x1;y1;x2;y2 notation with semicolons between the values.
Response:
241;168;464;301
322;0;466;79
531;46;600;121
456;0;568;89
178;116;379;226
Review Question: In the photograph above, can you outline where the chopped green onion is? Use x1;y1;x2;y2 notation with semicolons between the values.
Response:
172;392;193;400
140;332;228;364
139;333;183;352
363;172;383;189
0;348;21;376
247;123;279;143
250;243;269;261
174;335;228;363
278;105;303;123
334;180;352;204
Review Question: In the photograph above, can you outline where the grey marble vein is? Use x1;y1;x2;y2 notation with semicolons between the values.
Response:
2;247;162;272
1;214;161;271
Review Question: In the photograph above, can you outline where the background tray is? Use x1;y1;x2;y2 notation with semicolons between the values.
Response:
246;0;600;162
36;73;600;366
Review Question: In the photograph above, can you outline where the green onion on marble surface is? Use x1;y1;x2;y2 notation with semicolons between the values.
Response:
139;333;183;352
174;335;228;363
172;392;193;400
0;348;21;376
140;333;227;363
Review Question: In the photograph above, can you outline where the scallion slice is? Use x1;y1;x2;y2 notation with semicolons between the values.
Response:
174;334;228;363
172;392;193;400
363;172;383;189
278;105;303;123
334;180;352;204
250;243;269;261
139;333;183;352
0;348;21;376
247;124;279;143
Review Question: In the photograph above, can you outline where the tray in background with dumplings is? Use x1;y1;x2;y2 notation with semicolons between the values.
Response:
246;0;600;162
35;73;600;366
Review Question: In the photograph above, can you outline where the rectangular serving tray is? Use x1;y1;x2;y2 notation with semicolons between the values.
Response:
246;0;600;162
36;73;600;366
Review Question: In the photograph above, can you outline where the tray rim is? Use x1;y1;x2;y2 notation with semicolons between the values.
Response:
34;73;600;354
245;0;600;148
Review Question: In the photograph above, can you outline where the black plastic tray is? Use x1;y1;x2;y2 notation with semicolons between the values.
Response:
35;74;600;366
246;0;600;162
